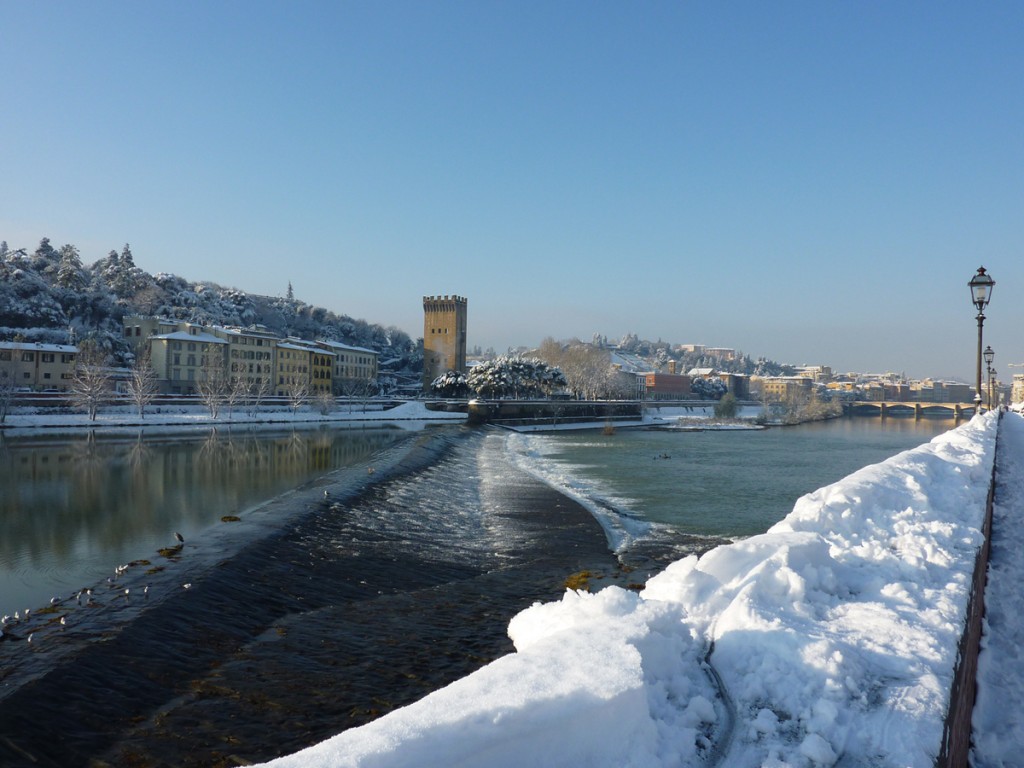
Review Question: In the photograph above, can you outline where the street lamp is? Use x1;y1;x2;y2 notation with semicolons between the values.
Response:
968;267;995;408
984;345;995;410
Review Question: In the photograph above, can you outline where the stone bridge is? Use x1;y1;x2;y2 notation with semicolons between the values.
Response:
844;400;978;420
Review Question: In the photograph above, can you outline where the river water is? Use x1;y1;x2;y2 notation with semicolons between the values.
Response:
0;416;958;767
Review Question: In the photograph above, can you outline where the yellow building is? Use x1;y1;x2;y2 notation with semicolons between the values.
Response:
317;340;379;394
275;339;335;396
0;342;78;391
758;376;813;403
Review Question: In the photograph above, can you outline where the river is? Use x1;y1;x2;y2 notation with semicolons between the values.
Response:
0;416;958;767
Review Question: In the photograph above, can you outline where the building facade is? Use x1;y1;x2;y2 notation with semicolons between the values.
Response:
148;328;229;395
640;372;692;400
123;314;376;397
422;294;467;390
0;342;78;391
758;376;813;403
317;340;379;395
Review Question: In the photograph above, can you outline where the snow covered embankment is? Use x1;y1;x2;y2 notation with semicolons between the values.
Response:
258;413;997;768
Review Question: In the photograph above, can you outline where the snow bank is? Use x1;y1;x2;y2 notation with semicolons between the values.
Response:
256;413;998;768
0;399;466;434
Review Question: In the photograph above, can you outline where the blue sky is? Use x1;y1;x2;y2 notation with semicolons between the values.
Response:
2;2;1022;380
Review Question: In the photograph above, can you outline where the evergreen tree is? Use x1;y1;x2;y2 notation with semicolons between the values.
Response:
57;244;87;290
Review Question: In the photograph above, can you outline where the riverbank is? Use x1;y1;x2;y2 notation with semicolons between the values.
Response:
0;399;467;436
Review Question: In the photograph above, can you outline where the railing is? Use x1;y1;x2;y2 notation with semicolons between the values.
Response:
937;410;1001;767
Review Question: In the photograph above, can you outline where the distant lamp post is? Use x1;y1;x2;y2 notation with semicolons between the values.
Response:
968;267;995;408
984;345;995;410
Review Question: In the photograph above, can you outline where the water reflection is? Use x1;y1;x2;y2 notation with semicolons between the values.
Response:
0;426;411;614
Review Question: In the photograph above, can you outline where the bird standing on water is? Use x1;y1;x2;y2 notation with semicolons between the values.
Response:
174;532;184;545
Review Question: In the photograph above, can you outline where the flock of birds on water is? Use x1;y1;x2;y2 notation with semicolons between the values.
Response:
4;481;366;650
1;532;192;648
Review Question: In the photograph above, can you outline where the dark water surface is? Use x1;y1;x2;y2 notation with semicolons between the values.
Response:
0;416;960;767
0;427;625;767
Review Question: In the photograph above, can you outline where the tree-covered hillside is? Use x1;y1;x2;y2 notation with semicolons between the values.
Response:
0;238;422;372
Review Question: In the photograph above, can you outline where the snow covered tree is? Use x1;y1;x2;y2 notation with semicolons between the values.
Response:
57;244;87;291
69;342;112;420
431;370;470;398
692;376;727;400
127;347;159;417
466;355;566;399
196;349;229;418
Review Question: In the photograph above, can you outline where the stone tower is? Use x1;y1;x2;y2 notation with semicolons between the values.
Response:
422;294;467;391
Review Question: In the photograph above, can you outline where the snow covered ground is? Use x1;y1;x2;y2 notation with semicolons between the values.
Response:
0;399;467;435
972;411;1024;766
256;412;1004;767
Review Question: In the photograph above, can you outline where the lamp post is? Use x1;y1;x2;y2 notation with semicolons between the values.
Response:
968;267;995;409
984;345;995;410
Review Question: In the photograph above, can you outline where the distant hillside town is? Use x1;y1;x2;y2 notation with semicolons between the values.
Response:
1;237;1017;408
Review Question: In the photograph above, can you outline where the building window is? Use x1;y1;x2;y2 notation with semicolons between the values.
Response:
22;352;34;362
43;372;51;379
42;353;54;363
0;351;9;361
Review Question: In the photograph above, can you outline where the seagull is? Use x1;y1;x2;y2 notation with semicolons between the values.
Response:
59;616;66;626
50;597;59;606
143;585;149;596
174;532;185;545
324;489;330;499
182;583;192;590
27;634;33;644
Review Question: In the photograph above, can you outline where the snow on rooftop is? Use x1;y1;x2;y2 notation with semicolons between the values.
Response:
317;339;378;354
152;330;228;344
257;412;999;768
0;341;77;352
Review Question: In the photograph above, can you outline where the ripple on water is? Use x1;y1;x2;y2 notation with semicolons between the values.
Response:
0;428;641;768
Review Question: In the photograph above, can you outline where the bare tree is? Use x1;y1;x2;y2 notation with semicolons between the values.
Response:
287;378;310;414
314;390;337;415
196;347;229;419
127;348;159;418
225;375;249;420
338;376;375;412
69;343;112;421
246;375;273;418
0;351;22;424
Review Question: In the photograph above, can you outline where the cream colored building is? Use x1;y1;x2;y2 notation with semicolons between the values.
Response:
0;342;78;391
317;340;379;394
210;325;280;394
149;328;229;395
